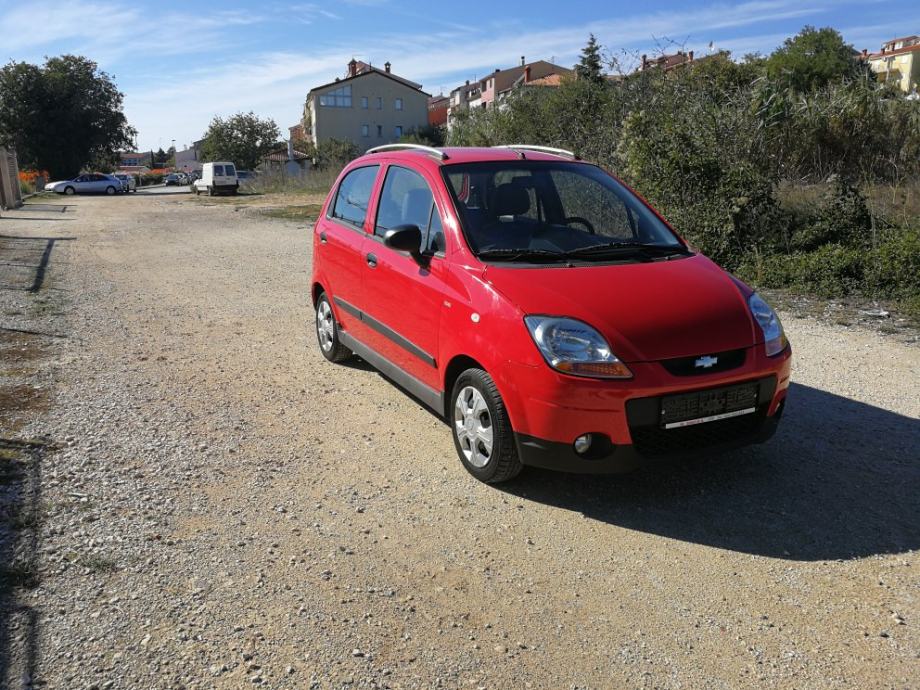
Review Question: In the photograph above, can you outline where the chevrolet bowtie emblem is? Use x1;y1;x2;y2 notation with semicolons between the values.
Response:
695;355;719;369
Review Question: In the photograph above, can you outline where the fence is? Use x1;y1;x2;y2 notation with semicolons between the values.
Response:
0;147;23;211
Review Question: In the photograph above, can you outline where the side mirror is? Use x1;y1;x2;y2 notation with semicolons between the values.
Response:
383;224;423;257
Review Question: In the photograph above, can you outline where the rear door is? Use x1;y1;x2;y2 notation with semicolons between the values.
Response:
317;164;381;343
360;164;448;390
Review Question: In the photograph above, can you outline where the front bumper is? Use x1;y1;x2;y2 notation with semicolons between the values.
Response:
499;344;791;473
514;379;785;473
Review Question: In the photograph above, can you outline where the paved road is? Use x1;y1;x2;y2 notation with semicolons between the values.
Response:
136;184;192;195
1;194;918;689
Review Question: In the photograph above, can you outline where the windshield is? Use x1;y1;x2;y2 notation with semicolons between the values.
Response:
441;161;686;261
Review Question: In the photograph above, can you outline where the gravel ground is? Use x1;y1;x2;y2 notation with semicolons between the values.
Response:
1;194;918;689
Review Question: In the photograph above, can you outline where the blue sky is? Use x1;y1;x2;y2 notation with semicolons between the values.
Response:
1;0;916;152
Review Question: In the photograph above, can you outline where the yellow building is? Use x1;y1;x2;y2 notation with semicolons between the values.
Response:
867;35;920;94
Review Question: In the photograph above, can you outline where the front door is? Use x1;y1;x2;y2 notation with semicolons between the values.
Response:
316;164;380;343
360;164;448;391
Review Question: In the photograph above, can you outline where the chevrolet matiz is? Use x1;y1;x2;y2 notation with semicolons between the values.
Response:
310;144;791;483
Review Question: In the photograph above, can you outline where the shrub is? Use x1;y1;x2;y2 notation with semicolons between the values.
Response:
790;176;872;250
314;138;358;171
139;173;164;186
739;244;865;297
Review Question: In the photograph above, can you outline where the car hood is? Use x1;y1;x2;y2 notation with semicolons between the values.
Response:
44;180;68;188
482;254;758;362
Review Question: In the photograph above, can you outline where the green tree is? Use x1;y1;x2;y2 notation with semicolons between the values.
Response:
398;125;446;146
765;26;861;92
313;138;359;171
0;55;136;179
153;147;170;166
200;112;280;170
575;34;604;84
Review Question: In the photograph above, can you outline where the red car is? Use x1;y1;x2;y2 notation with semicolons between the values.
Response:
311;144;791;483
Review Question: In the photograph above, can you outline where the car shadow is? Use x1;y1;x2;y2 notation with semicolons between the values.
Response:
499;382;920;561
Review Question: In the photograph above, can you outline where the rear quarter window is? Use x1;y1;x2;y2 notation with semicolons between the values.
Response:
331;165;380;228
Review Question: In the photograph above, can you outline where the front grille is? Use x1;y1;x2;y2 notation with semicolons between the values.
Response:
660;348;747;376
629;410;765;457
625;376;776;458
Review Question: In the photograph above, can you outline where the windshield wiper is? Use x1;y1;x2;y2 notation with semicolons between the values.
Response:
562;242;691;259
476;248;566;262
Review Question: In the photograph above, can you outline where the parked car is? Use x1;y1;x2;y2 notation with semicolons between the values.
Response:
236;170;255;181
113;173;137;193
164;173;182;186
193;162;239;196
45;173;123;195
310;144;791;483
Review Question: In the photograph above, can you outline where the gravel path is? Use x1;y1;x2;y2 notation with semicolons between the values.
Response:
1;194;918;689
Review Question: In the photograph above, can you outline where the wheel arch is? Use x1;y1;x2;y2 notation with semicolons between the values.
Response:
311;282;326;306
442;354;487;418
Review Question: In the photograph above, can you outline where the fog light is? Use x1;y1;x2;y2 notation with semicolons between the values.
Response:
573;434;593;455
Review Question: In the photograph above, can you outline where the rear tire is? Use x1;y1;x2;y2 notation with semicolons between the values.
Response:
450;368;523;483
207;186;213;197
315;293;352;363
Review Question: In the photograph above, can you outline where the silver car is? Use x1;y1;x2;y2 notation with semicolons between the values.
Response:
113;173;137;193
45;173;123;195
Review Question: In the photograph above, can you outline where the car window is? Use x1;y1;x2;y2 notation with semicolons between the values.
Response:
213;165;224;176
374;166;444;254
331;165;379;228
427;207;446;254
224;165;236;177
442;161;682;256
549;170;635;240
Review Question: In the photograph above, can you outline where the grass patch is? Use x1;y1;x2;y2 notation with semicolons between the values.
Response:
260;204;324;223
76;555;117;573
0;564;40;590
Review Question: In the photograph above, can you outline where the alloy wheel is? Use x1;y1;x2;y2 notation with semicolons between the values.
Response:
316;299;335;353
454;386;493;468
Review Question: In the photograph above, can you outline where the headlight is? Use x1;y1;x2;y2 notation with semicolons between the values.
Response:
748;293;787;356
524;316;632;379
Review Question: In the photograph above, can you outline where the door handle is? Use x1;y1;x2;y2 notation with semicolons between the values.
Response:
319;231;327;244
366;253;377;267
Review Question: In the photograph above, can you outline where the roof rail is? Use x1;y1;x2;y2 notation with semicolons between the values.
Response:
365;143;449;160
493;144;579;160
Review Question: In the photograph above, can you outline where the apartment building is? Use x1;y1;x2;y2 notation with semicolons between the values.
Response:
303;60;429;152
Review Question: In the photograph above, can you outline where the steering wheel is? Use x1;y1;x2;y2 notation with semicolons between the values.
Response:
563;216;596;234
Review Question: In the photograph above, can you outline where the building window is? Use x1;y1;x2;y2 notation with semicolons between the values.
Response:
361;124;369;137
376;97;382;110
394;126;402;138
361;96;368;109
319;84;352;107
395;98;403;111
377;125;383;137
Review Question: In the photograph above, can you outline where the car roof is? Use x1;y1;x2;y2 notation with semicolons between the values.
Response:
353;146;586;170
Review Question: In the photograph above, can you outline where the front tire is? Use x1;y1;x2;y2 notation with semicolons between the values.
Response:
64;186;75;195
450;368;522;483
315;294;352;363
106;186;116;195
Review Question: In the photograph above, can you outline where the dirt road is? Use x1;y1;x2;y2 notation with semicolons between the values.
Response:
1;194;918;689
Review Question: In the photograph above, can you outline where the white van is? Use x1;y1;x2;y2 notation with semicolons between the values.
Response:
193;162;239;196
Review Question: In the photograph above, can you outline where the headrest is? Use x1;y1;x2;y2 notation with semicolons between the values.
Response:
490;183;530;217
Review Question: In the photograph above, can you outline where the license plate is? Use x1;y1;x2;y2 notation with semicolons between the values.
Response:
660;383;758;429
